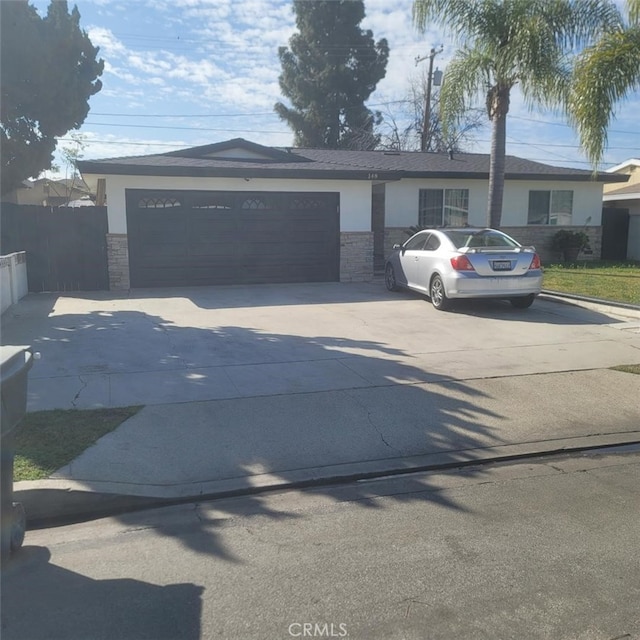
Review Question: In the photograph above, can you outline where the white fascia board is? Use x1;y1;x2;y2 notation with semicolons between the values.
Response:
606;159;640;173
603;192;640;202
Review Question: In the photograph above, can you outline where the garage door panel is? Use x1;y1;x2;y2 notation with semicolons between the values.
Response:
126;190;339;287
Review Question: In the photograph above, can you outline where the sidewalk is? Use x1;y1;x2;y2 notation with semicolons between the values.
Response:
15;368;640;526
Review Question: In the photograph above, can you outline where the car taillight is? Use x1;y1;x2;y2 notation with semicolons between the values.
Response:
529;253;541;270
450;255;475;271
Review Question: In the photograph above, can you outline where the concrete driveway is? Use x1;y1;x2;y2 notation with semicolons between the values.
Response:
4;282;640;506
2;282;639;411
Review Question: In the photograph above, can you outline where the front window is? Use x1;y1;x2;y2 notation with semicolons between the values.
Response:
419;189;469;227
528;190;573;225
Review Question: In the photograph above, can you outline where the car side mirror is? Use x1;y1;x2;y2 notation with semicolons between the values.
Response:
393;244;401;250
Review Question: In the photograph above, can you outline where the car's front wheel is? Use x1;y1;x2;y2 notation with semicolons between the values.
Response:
510;294;535;309
430;274;450;310
385;263;399;291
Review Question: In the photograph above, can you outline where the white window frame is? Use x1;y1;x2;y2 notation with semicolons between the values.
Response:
419;189;469;227
528;190;574;225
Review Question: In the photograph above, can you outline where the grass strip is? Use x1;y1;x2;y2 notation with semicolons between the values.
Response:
543;262;640;305
12;406;141;481
611;364;640;375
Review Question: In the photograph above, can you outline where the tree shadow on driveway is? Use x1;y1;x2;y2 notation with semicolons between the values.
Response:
9;306;512;561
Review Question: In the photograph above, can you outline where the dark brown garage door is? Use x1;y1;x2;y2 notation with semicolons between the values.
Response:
126;190;340;287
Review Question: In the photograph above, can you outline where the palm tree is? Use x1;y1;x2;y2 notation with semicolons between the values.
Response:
569;0;640;167
412;0;621;228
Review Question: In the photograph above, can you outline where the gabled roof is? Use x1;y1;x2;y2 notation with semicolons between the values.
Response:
78;138;628;183
164;138;310;164
606;158;640;174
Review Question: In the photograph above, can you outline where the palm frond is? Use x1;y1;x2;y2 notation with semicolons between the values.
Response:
412;0;482;41
569;26;640;166
438;48;491;136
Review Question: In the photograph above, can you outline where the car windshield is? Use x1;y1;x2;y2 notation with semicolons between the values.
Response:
443;230;520;249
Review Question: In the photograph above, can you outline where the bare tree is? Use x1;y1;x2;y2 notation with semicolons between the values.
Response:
377;70;484;152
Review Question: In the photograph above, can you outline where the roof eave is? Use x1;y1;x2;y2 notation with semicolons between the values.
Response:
78;162;399;181
603;192;640;201
402;171;619;182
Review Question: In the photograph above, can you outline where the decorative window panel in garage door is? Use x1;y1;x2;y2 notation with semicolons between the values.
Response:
126;189;340;287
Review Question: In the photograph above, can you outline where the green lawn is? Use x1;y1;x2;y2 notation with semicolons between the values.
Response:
13;406;141;481
542;261;640;305
611;364;640;375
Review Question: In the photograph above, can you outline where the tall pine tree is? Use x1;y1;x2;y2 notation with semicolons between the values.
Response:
275;0;389;149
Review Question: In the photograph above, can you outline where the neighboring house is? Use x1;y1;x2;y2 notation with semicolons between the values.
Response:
603;159;640;261
2;177;94;207
78;138;627;291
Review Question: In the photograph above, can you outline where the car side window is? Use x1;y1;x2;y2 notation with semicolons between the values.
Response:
424;234;440;251
404;234;428;251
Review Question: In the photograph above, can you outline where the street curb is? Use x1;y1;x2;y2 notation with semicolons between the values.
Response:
16;434;640;530
540;290;640;313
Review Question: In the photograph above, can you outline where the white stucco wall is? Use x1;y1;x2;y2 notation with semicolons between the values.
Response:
385;178;487;227
98;175;372;234
502;180;604;226
385;178;604;227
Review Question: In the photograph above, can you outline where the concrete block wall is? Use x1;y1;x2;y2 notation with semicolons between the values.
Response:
0;252;28;314
340;232;373;282
106;234;130;290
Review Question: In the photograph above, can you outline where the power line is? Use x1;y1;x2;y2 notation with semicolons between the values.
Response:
81;120;637;151
509;114;640;136
84;107;640;140
57;138;188;148
506;134;578;164
85;121;290;134
90;111;276;118
57;136;619;167
88;102;408;118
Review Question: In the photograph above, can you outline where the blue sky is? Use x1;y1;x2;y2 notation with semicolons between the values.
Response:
32;0;640;174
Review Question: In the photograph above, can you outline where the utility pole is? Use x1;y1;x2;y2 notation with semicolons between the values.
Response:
415;45;443;152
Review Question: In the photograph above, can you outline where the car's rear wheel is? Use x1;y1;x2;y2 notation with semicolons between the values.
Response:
510;294;535;309
385;263;399;291
430;274;450;310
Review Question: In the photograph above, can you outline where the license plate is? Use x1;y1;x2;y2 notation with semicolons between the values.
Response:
492;260;512;271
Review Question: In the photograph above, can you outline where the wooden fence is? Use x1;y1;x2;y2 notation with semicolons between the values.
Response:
1;203;109;292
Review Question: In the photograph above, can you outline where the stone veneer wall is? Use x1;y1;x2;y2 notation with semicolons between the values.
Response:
106;234;130;290
384;228;411;262
340;232;374;282
107;232;374;287
385;226;602;265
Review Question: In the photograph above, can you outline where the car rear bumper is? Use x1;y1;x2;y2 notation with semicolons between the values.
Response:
445;271;543;299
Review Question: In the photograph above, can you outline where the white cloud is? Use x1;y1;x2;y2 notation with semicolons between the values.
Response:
87;26;130;58
23;0;635;170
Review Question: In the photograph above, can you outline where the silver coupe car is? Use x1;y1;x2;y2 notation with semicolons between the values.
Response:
385;228;543;310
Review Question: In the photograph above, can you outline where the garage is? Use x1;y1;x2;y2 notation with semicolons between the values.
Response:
126;189;340;287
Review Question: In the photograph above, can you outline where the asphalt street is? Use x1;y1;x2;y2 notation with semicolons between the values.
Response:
3;450;639;640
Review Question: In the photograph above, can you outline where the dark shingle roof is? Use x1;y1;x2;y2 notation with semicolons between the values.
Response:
78;137;627;183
